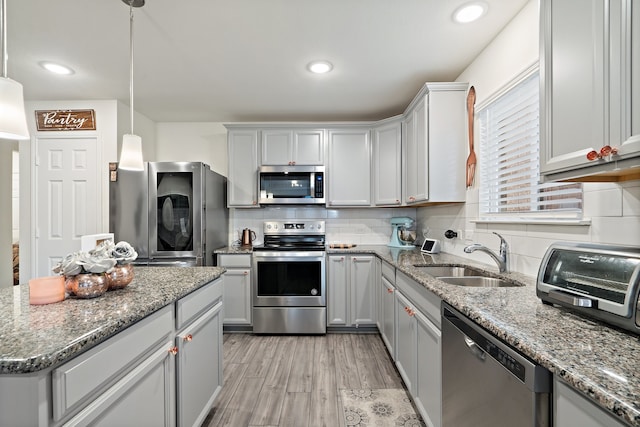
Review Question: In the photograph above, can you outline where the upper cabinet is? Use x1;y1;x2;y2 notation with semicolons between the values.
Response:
327;128;372;207
373;118;403;206
261;128;325;165
226;128;260;207
540;0;640;182
403;83;468;205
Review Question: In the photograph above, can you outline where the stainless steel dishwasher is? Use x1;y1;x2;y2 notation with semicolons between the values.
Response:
442;303;551;427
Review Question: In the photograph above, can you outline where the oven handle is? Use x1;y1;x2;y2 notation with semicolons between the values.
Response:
253;251;326;261
548;290;596;308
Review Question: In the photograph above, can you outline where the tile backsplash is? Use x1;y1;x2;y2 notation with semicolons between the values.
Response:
229;206;417;247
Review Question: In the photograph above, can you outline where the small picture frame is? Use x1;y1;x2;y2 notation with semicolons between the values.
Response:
421;238;441;254
81;233;114;252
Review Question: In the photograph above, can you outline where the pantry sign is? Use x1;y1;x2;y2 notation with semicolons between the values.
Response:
35;109;96;131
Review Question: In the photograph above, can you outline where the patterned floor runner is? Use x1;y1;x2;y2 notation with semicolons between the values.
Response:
340;388;426;427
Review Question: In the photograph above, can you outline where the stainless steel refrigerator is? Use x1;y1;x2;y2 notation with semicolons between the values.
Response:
109;162;228;266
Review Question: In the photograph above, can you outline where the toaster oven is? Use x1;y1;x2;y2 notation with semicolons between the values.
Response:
536;242;640;334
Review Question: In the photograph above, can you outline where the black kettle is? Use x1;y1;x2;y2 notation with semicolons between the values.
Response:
241;228;256;247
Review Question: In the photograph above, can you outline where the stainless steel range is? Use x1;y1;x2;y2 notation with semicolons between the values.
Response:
252;220;326;334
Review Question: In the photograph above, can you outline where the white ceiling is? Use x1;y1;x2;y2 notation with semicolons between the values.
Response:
8;0;529;123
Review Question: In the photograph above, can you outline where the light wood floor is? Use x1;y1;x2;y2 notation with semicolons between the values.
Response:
202;333;405;427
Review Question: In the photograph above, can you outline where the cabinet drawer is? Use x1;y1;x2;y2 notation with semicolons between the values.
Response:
176;278;223;329
396;271;441;328
52;305;174;421
381;260;395;283
218;254;252;268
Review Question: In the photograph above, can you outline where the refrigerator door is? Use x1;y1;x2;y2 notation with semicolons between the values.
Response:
149;162;205;263
109;164;149;259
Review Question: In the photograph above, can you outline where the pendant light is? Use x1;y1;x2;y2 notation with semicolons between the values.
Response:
118;0;145;171
0;0;29;140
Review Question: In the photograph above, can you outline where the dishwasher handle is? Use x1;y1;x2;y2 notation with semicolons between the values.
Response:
464;336;486;361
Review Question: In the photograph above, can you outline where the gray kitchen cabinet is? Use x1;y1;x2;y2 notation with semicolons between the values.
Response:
540;0;640;182
327;254;376;327
394;271;442;427
327;128;372;206
373;118;403;206
218;254;252;326
554;378;626;427
379;260;396;357
402;83;467;205
394;290;416;393
176;300;223;427
261;128;324;165
226;127;260;207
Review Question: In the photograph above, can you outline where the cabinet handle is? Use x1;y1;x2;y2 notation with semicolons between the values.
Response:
353;257;357;262
396;199;400;204
243;271;248;275
168;346;178;356
408;196;416;202
404;306;409;312
387;288;394;294
252;200;257;205
408;308;415;317
587;145;619;161
183;334;193;342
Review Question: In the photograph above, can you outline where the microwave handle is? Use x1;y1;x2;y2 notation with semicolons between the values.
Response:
548;290;596;308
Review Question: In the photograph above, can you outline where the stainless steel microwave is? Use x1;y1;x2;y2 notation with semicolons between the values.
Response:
258;165;325;205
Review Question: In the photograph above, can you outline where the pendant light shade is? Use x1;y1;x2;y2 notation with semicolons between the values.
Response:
0;77;29;140
118;0;144;171
119;134;144;170
0;0;30;141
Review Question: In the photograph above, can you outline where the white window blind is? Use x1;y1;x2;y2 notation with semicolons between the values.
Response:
479;72;582;220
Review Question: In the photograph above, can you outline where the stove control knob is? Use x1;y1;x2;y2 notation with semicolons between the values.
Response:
311;288;318;296
266;224;271;230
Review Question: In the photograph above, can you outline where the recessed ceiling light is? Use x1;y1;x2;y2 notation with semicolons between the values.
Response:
307;60;333;74
40;61;74;75
453;2;487;23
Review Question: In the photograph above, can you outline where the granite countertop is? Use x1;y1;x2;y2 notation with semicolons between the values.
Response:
0;266;225;375
329;245;640;427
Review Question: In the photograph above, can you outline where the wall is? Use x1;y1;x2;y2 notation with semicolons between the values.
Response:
117;101;157;163
0;142;18;287
416;0;640;277
155;123;228;177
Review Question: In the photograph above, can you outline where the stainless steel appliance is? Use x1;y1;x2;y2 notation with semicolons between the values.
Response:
537;242;640;335
442;303;551;427
252;220;326;334
258;165;325;205
109;162;228;266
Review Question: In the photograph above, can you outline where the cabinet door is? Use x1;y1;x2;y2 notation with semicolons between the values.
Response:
228;130;259;207
540;0;607;174
64;342;176;427
373;121;402;206
327;129;371;206
620;0;640;154
414;309;442;427
294;129;325;165
327;255;348;325
176;301;223;427
349;255;376;326
394;291;416;394
404;98;428;204
261;129;293;165
223;269;252;325
380;276;396;358
554;379;626;427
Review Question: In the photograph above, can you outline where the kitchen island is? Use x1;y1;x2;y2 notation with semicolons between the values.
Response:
323;245;640;427
0;266;225;427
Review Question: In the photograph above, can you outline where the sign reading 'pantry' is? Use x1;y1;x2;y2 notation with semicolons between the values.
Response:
35;109;96;131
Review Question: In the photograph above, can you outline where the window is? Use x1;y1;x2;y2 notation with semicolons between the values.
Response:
478;71;582;221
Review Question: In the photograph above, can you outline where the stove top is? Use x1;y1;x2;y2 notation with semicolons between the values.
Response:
255;220;326;251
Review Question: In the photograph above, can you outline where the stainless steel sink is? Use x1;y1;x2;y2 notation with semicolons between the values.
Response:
437;276;521;287
413;265;485;277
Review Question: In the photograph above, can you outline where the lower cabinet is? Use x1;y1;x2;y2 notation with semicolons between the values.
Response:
554;378;626;427
379;275;396;358
392;273;442;427
176;300;223;427
327;254;376;327
218;254;252;326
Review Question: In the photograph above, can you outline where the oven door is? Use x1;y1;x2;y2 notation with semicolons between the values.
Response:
252;251;326;307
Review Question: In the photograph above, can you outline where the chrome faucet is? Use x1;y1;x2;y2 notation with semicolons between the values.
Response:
464;232;509;272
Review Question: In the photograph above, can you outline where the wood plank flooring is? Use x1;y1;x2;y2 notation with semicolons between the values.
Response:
203;333;405;427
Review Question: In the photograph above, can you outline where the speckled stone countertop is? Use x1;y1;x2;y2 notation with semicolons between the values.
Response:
0;266;225;375
327;245;640;427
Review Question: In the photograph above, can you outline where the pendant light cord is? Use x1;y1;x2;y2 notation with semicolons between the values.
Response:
129;1;135;134
1;0;8;78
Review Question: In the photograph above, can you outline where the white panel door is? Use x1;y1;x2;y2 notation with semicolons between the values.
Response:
36;136;98;277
